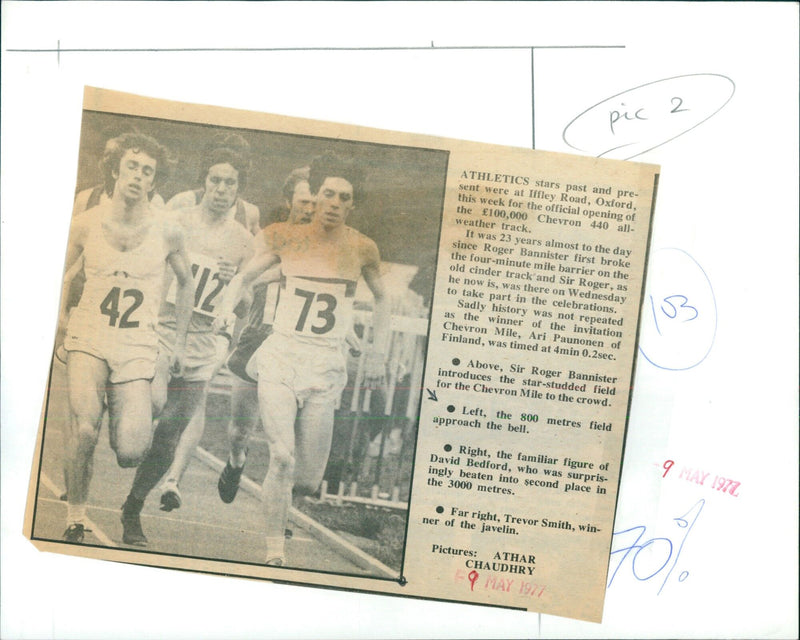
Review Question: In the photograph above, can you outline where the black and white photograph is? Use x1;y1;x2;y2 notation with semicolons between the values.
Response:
29;101;449;580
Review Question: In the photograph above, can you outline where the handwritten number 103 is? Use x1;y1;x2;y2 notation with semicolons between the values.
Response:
650;294;698;335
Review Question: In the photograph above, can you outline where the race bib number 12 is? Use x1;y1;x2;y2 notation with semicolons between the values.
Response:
166;252;232;318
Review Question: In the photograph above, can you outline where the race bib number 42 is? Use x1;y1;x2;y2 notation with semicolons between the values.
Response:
166;252;233;318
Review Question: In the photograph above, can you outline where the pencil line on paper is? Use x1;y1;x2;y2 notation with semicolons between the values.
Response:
8;45;626;54
531;47;536;149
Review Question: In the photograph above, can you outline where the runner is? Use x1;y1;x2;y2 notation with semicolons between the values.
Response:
218;167;315;505
73;134;166;217
167;132;260;235
62;134;167;347
154;146;269;512
58;133;194;544
119;145;253;546
57;133;168;502
213;152;390;566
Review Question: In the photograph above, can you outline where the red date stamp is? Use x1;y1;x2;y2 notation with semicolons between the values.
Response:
518;580;546;597
660;460;740;497
454;569;546;597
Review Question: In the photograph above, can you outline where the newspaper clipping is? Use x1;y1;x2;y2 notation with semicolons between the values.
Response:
25;87;659;622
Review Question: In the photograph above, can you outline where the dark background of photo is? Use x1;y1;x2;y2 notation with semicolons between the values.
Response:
75;110;448;301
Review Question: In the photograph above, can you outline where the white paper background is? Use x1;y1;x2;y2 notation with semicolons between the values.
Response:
2;2;797;638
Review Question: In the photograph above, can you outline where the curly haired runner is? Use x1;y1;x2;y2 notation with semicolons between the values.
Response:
217;167;315;508
166;132;260;235
57;133;194;544
213;152;390;566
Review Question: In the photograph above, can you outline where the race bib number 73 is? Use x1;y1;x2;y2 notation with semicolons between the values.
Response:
274;276;351;339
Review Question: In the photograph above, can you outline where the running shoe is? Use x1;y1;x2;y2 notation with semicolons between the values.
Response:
218;458;245;504
265;556;285;567
63;523;85;543
159;480;182;512
120;498;147;546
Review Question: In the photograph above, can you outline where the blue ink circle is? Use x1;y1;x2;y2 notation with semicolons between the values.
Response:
639;247;717;371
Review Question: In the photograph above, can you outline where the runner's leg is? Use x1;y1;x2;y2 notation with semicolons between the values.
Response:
64;351;108;537
149;352;171;419
217;377;260;503
293;398;336;495
162;333;229;497
106;378;153;468
128;379;206;501
258;381;297;564
229;376;259;467
119;377;205;545
160;391;208;492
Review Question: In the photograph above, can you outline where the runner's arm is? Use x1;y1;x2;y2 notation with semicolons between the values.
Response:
249;263;283;289
212;251;279;333
245;202;261;236
225;232;258;316
165;221;194;376
235;231;256;277
71;188;92;217
361;238;390;388
217;229;255;285
249;226;281;288
57;220;89;330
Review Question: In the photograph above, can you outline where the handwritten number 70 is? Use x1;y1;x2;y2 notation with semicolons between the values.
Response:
608;499;705;595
